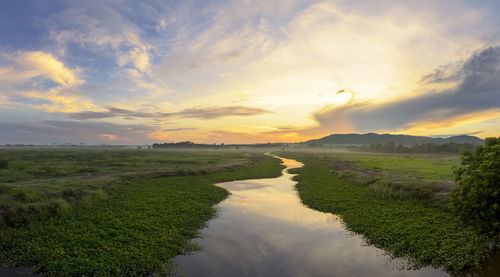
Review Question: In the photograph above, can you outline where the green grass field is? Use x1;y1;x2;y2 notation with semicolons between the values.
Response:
0;148;258;226
0;150;284;276
281;151;491;274
290;150;461;202
332;152;459;181
1;147;494;275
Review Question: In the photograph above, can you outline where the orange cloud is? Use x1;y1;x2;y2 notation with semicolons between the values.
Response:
403;109;500;134
100;134;116;140
147;132;169;141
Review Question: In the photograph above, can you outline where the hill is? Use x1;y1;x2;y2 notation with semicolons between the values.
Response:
305;133;483;146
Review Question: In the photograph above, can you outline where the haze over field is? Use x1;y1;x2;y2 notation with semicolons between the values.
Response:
1;0;500;144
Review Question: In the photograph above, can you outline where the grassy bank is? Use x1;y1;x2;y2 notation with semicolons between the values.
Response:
293;151;460;202
0;153;284;276
331;152;459;181
0;149;257;226
281;152;491;274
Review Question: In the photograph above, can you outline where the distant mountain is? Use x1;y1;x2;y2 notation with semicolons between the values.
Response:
444;135;484;145
304;133;483;146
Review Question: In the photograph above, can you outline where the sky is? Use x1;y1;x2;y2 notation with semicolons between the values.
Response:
1;0;500;144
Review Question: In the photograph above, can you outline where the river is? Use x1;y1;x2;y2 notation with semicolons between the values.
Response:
174;156;450;277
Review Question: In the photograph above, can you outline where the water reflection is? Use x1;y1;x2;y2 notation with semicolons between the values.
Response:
175;156;448;277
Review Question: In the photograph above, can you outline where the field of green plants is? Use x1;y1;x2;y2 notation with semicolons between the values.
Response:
0;148;258;226
291;150;461;202
332;152;459;181
0;149;284;275
281;151;492;274
1;147;496;275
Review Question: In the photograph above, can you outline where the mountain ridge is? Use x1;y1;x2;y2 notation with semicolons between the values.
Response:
304;133;484;146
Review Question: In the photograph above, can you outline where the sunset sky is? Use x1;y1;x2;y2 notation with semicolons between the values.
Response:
1;0;500;144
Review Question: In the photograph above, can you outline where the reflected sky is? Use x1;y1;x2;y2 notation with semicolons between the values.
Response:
174;157;448;277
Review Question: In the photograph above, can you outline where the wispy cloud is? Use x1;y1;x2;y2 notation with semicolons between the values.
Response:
0;120;155;144
68;105;272;120
163;127;197;132
2;0;500;143
174;106;272;119
0;50;93;113
23;51;83;87
0;51;83;88
48;1;153;75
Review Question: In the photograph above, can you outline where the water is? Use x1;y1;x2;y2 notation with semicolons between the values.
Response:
174;156;449;277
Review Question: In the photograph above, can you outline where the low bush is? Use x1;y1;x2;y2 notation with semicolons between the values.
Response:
0;159;8;169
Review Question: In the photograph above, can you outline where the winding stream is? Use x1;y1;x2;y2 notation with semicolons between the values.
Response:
174;156;449;277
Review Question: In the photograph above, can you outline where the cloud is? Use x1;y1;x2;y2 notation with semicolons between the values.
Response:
310;46;500;134
100;133;116;140
147;127;198;141
68;105;271;120
48;1;153;74
427;131;484;138
0;51;83;88
0;50;93;113
403;109;500;133
3;1;500;144
0;120;156;144
23;51;83;87
67;107;153;120
22;89;96;113
174;106;272;119
163;127;197;132
117;47;150;73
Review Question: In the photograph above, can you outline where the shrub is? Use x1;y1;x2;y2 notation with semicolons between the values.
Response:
451;137;500;235
13;191;40;203
48;199;72;215
0;185;11;193
0;159;8;169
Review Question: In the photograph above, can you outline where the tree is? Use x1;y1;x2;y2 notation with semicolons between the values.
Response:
451;137;500;235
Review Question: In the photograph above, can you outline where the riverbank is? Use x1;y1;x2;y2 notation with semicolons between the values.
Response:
0;153;284;276
280;152;493;274
0;149;260;226
175;156;449;277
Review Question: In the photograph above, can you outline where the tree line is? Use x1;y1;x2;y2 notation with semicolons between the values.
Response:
152;141;287;149
348;141;476;154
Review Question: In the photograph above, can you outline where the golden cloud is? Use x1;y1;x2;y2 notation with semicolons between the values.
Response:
23;51;83;87
23;88;96;113
404;109;500;134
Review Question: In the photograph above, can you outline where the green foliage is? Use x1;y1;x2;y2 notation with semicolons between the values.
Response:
0;149;259;226
451;137;500;235
283;152;492;273
0;149;248;183
316;152;458;202
350;141;476;154
366;180;435;201
333;153;458;181
0;155;284;276
0;159;8;169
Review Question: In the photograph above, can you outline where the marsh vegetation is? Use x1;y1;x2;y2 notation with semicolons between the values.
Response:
0;149;258;226
0;149;283;275
280;149;498;274
0;146;498;276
